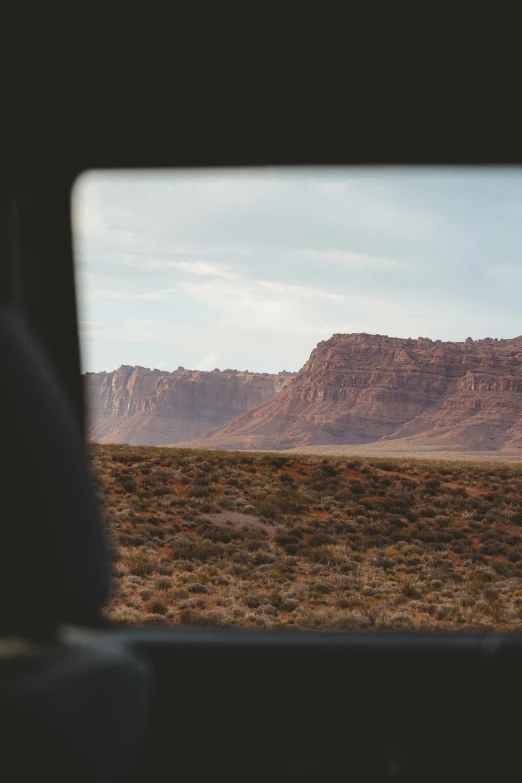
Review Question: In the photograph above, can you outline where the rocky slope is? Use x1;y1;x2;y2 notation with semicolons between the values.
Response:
182;333;522;452
85;366;294;446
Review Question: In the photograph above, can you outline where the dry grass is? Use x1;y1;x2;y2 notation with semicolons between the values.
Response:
89;444;522;631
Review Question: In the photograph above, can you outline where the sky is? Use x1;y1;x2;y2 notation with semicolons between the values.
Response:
72;167;522;374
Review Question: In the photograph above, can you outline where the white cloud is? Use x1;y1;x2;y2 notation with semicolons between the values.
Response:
321;323;360;334
297;248;400;269
155;361;168;370
151;260;236;278
194;352;220;371
259;280;348;302
179;279;349;318
81;288;164;301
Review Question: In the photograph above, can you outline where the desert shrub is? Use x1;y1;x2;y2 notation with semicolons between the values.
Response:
190;486;212;498
492;561;512;576
302;546;338;565
314;582;332;595
425;478;441;494
187;583;210;594
124;549;156;576
155;576;172;590
401;576;421;598
275;534;301;547
256;500;279;519
389;516;408;528
252;553;276;566
274;490;308;514
146;600;168;617
171;587;189;599
281;598;299;612
308;533;335;547
243;593;264;608
268;456;287;469
319;461;337;477
480;542;508;556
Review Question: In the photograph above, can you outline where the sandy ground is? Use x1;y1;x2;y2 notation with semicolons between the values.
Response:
283;443;522;463
202;510;278;537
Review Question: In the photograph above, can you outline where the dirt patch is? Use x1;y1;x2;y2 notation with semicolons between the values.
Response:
202;510;277;537
446;482;488;496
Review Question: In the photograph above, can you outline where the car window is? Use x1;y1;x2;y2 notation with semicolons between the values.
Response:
72;167;522;630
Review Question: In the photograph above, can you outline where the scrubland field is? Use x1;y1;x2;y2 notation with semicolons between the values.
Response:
90;444;522;631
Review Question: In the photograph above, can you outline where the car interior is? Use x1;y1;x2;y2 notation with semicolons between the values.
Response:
2;102;522;782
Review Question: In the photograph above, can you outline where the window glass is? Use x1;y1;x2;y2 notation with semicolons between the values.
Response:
72;168;522;630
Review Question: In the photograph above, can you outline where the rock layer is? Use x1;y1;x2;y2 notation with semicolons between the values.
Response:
85;366;294;445
183;333;522;452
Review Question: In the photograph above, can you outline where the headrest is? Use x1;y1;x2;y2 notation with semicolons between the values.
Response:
0;309;109;633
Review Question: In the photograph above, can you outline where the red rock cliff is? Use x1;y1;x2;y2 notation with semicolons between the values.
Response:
183;333;522;452
85;366;294;445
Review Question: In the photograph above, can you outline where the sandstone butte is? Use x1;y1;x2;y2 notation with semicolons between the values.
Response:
179;333;522;453
85;365;295;446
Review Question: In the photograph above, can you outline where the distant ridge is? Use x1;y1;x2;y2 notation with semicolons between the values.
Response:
180;332;522;453
85;365;294;446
